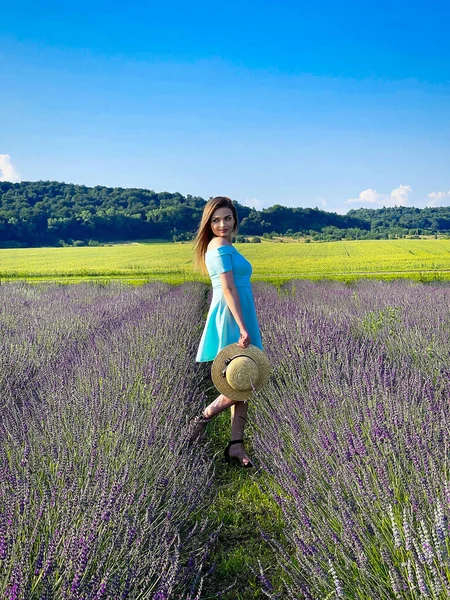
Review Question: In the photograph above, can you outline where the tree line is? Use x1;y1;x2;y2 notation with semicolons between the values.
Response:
1;181;449;248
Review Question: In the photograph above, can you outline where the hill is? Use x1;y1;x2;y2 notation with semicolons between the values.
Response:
1;180;450;247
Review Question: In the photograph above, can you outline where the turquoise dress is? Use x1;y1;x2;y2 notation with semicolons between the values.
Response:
196;245;263;363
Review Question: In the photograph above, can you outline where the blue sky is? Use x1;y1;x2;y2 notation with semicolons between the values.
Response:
1;0;450;213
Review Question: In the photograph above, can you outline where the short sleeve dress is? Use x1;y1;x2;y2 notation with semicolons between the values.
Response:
195;244;263;363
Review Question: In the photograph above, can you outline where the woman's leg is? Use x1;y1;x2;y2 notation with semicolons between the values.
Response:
189;394;235;442
230;401;248;438
228;401;252;466
203;393;235;418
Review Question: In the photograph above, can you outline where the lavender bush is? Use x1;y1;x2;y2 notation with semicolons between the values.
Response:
252;280;450;599
0;281;216;599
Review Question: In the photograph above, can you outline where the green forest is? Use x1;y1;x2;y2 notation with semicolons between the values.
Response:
1;180;450;248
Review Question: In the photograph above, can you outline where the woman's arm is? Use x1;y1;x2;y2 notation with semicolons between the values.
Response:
218;270;250;347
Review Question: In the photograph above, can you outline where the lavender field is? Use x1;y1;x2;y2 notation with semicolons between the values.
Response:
2;280;450;599
0;282;217;599
253;280;450;598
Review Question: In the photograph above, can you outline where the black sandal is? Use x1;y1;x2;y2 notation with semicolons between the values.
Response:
224;439;254;468
188;413;212;444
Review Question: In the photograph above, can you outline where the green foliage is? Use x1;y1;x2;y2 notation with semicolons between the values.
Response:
0;239;27;248
360;306;402;336
0;181;214;247
3;181;450;249
348;205;450;235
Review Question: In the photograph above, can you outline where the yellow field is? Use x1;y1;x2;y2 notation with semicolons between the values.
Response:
2;239;450;284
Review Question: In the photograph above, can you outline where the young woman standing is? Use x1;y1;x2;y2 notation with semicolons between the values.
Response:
191;196;263;467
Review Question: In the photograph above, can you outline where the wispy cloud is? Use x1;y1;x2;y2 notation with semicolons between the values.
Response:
0;154;21;183
241;197;265;211
314;196;328;209
345;184;411;208
427;190;450;207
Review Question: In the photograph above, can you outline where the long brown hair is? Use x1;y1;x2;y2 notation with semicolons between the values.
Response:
193;196;239;276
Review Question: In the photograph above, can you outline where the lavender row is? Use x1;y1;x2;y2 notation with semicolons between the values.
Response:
0;281;171;408
0;281;215;599
252;280;450;599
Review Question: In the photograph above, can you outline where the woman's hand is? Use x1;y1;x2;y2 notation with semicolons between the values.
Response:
238;329;251;349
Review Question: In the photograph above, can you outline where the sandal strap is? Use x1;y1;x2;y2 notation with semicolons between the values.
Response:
196;414;212;423
228;439;244;446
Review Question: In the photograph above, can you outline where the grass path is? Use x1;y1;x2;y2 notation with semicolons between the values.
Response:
196;383;286;599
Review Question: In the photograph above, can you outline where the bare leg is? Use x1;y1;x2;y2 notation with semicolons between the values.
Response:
203;394;235;418
228;402;252;466
230;401;248;438
189;394;236;442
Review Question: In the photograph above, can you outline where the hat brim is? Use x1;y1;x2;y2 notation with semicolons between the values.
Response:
211;343;270;401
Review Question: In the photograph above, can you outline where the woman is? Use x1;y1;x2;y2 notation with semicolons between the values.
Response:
191;196;263;467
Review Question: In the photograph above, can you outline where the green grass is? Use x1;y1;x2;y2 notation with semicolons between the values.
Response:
196;392;286;599
3;239;450;283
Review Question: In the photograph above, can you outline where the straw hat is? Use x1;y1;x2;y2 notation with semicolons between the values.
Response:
211;343;271;401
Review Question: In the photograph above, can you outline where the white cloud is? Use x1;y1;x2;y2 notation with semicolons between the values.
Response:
314;196;328;209
241;197;265;211
390;185;411;206
0;154;21;183
427;190;450;208
345;184;411;208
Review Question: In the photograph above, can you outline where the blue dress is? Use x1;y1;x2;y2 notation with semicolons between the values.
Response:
196;245;263;363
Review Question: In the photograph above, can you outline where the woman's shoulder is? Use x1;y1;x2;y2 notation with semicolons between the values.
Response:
206;239;234;254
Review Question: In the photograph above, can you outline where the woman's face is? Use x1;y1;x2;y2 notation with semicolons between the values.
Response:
210;207;235;241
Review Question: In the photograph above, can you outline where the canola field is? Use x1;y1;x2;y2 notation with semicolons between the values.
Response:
2;239;450;283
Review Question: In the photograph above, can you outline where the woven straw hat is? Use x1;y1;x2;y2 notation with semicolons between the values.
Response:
211;343;271;401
